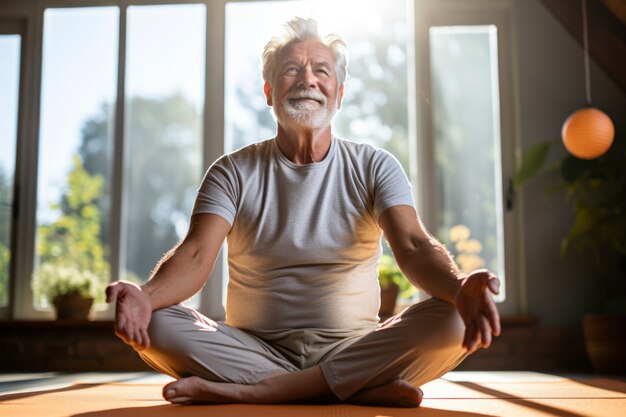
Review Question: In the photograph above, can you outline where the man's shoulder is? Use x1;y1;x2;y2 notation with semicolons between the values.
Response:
228;137;274;159
334;137;396;164
212;138;274;168
335;136;376;156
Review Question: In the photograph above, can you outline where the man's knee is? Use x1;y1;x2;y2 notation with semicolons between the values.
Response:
139;305;205;378
147;305;195;355
396;299;468;386
433;299;465;347
402;298;465;350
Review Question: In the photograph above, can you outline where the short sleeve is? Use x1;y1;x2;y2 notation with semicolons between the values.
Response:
370;149;415;219
192;155;239;225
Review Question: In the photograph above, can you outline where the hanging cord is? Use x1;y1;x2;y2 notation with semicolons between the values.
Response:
582;0;592;105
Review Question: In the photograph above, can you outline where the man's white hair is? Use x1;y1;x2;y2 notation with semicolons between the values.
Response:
262;17;349;86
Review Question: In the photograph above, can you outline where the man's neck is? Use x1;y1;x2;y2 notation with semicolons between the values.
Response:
275;125;333;165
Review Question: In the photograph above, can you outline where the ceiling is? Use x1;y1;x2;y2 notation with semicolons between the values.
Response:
539;0;626;93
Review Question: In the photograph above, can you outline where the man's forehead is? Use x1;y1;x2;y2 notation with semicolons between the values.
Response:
278;40;335;65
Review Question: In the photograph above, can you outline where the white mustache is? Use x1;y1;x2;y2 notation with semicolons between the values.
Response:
287;91;326;104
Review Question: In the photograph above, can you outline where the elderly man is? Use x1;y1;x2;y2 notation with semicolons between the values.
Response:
106;17;500;408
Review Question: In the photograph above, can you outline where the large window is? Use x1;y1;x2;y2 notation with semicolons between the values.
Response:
0;31;21;308
225;0;413;174
4;0;517;319
31;4;205;315
429;25;506;301
224;0;415;304
123;4;205;286
34;7;119;309
419;10;516;313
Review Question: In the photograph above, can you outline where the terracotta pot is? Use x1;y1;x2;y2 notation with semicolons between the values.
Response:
379;284;399;319
52;294;94;320
582;314;626;374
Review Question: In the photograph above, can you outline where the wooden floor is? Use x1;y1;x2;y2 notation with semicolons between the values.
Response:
1;371;625;417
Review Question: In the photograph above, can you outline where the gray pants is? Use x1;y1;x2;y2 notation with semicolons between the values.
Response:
139;298;469;400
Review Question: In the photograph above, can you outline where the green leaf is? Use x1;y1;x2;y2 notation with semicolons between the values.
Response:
512;142;551;190
561;207;593;257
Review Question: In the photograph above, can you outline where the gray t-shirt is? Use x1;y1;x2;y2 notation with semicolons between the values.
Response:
193;137;415;334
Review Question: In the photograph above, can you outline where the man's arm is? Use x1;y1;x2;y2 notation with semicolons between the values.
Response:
141;213;231;309
378;205;500;352
106;213;231;350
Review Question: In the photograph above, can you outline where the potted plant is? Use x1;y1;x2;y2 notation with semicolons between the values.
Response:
378;254;418;319
513;120;626;373
32;264;102;320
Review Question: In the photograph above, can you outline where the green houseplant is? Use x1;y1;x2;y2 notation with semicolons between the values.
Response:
513;119;626;373
32;264;102;320
378;254;418;318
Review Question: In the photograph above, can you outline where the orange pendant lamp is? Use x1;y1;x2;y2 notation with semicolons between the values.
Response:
561;0;614;160
562;107;614;159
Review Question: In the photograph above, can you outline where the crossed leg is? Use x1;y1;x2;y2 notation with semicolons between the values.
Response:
143;298;466;408
163;366;423;407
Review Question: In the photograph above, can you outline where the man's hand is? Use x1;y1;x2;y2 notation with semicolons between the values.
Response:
454;269;501;352
106;281;153;351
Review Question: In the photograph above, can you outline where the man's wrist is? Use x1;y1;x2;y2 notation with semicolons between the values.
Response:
452;276;467;305
140;282;158;310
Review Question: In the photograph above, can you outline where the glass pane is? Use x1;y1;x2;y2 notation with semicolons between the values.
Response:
225;1;414;304
225;0;412;173
225;1;308;152
429;26;505;301
34;8;119;309
124;5;205;296
0;34;21;308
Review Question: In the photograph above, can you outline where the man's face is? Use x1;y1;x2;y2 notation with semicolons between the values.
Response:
264;40;344;131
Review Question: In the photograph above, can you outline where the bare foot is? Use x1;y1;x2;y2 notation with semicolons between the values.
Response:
163;376;241;404
349;379;423;408
163;367;328;405
163;373;422;408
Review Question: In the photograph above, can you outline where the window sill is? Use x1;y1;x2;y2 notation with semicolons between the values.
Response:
0;320;115;329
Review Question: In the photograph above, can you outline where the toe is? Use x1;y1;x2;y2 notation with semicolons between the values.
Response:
164;388;176;401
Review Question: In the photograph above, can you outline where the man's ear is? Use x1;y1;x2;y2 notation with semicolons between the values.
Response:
264;82;272;106
336;83;345;110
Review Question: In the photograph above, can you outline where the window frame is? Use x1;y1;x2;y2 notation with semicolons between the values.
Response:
0;18;27;319
415;1;520;315
5;0;223;320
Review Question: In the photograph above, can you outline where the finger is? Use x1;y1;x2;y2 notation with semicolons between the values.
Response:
105;283;120;303
124;321;136;345
137;327;150;350
488;277;500;295
133;328;145;351
484;299;501;336
462;327;469;350
461;323;472;349
464;321;479;352
141;328;151;349
135;327;143;347
470;327;481;352
462;320;472;349
479;315;492;349
114;314;127;339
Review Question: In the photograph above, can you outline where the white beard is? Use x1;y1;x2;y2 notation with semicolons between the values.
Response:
276;90;337;130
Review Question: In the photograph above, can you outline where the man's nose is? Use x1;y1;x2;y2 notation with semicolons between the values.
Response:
297;66;317;88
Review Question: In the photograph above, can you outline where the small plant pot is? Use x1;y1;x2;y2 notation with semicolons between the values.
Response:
583;313;626;374
379;284;400;319
52;294;94;321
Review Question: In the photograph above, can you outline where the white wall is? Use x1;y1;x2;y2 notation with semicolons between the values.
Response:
512;0;625;327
